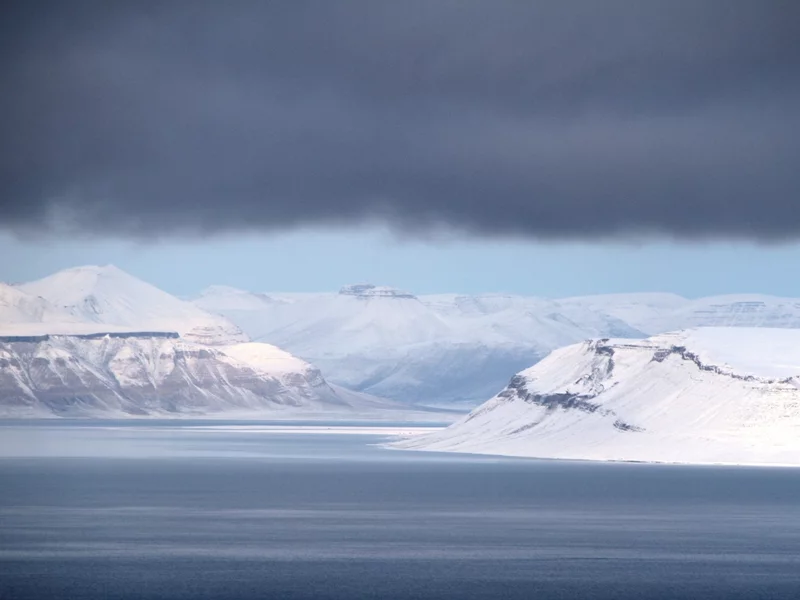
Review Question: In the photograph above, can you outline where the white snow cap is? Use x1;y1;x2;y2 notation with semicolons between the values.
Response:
14;265;248;345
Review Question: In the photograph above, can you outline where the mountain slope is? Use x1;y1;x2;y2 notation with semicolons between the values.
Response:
20;265;248;345
0;282;82;334
0;282;143;337
0;333;400;418
197;285;800;406
395;328;800;465
194;284;644;404
0;283;78;325
558;293;690;333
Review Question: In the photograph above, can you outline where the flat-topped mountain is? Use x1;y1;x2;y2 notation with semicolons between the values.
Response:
395;328;800;466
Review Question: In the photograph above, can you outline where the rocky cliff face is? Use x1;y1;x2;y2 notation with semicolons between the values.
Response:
0;333;348;417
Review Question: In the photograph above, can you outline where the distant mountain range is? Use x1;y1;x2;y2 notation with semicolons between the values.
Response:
194;283;800;404
6;265;800;418
0;267;410;418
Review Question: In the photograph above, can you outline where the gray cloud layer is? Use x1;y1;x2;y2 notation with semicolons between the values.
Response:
1;1;799;239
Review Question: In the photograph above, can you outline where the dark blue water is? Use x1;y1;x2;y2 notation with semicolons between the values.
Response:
1;421;799;599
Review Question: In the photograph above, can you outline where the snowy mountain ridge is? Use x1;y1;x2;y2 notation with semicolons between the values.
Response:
18;265;248;345
9;266;800;416
193;284;647;404
395;328;800;465
195;284;800;405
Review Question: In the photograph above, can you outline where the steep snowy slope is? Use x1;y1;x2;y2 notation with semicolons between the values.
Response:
0;333;402;418
195;284;642;404
20;265;248;345
395;328;800;466
0;283;78;325
0;283;142;336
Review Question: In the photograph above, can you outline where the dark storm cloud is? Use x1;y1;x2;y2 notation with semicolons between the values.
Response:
1;0;799;240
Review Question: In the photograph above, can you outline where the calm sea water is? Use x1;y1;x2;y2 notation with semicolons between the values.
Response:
1;420;799;600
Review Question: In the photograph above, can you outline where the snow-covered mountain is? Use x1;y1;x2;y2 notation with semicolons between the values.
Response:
1;283;75;329
194;285;643;404
10;267;800;417
1;266;421;419
19;265;248;345
0;332;400;418
395;328;800;466
196;285;800;406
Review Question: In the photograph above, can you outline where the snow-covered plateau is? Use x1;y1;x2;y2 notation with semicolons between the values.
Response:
393;328;800;466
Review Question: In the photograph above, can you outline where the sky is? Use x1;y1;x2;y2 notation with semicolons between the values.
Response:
4;231;800;299
1;1;799;298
